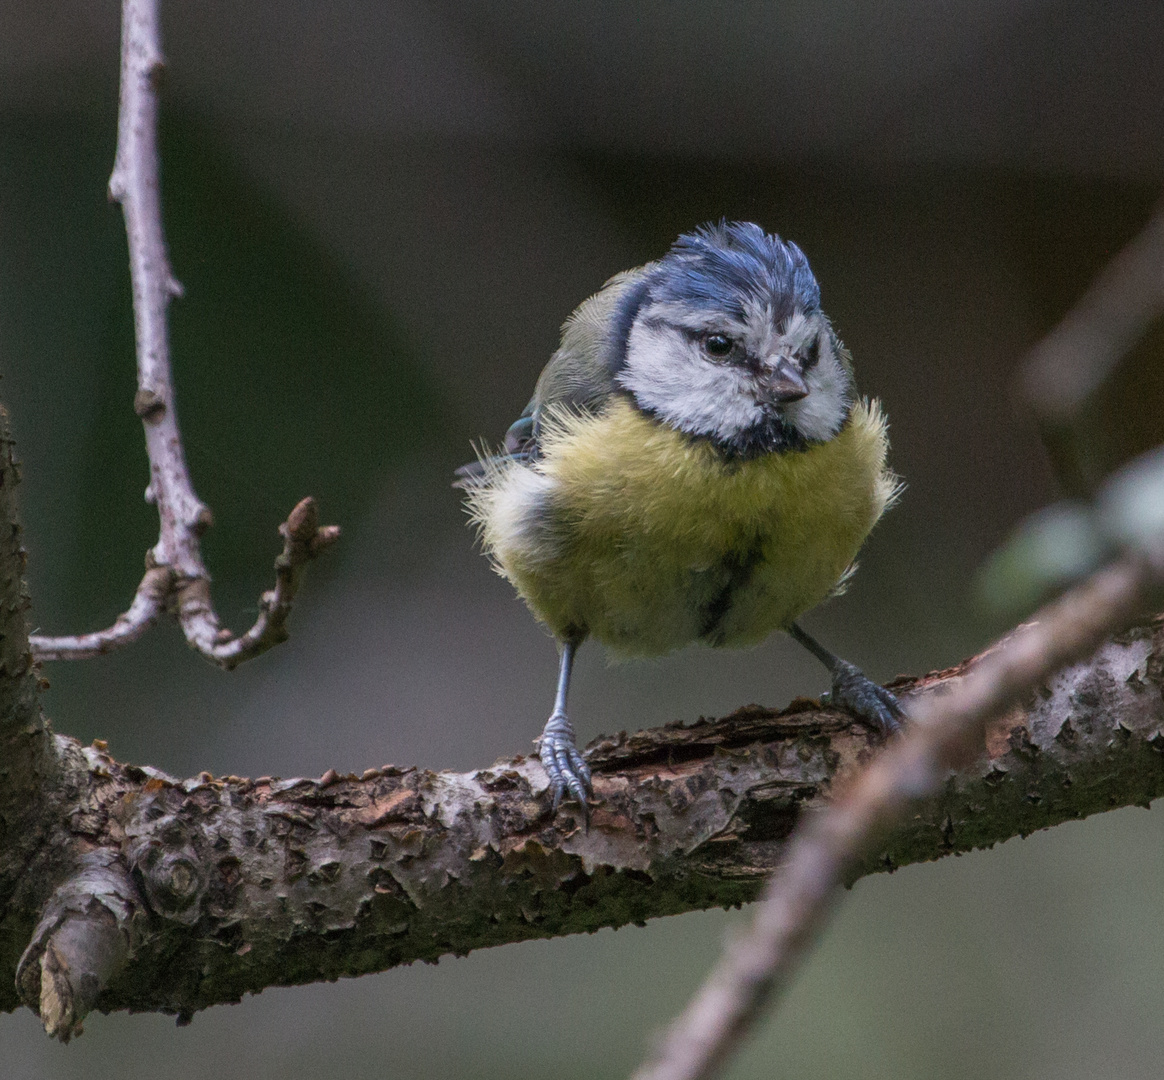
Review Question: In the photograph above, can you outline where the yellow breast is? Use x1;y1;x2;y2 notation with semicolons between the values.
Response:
470;396;898;656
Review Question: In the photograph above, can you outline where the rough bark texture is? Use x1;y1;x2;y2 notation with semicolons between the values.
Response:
0;408;80;1025
2;614;1163;1026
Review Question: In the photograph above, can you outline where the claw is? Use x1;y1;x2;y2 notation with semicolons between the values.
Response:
827;659;904;737
537;710;592;812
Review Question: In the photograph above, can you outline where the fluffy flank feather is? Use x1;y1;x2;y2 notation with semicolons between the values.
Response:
462;446;562;581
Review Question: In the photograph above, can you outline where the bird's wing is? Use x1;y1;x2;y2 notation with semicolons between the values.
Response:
454;266;650;487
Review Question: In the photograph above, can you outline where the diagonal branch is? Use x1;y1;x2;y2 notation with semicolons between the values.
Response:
632;557;1159;1080
1019;200;1164;494
1020;200;1164;424
27;0;337;670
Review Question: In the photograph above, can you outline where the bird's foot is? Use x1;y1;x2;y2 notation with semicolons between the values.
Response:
822;660;904;736
536;711;592;811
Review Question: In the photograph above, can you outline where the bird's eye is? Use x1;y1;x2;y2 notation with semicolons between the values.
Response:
703;333;734;357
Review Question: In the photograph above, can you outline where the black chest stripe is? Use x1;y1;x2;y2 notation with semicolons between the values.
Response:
698;536;766;645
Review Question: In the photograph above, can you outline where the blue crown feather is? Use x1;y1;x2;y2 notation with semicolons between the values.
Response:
651;220;821;321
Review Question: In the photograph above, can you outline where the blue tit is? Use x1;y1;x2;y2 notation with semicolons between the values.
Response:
456;221;902;811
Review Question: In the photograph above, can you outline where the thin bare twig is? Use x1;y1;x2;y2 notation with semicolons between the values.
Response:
30;566;173;661
28;0;336;669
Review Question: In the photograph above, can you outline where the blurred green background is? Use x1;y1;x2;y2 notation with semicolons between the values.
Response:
4;2;1164;1077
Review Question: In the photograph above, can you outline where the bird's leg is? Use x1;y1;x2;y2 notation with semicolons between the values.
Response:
536;636;592;810
788;622;903;735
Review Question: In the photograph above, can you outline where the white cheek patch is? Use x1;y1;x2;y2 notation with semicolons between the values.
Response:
617;322;763;441
782;332;852;442
618;310;853;447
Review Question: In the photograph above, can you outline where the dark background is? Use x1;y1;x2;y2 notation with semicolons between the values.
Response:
3;2;1164;1077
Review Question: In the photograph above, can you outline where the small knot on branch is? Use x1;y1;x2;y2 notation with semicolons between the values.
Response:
132;388;166;423
191;504;214;536
134;846;207;922
146;59;167;91
175;575;214;622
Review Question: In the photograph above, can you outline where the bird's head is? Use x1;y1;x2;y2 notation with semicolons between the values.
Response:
613;221;854;458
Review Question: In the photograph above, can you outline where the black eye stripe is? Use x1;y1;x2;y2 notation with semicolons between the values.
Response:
801;335;821;370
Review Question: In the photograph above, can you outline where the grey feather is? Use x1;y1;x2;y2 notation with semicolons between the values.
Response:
454;266;650;485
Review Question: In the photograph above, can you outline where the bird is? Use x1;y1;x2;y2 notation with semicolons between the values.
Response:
455;221;902;812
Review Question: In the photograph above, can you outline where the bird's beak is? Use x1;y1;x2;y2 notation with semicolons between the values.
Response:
759;358;809;404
